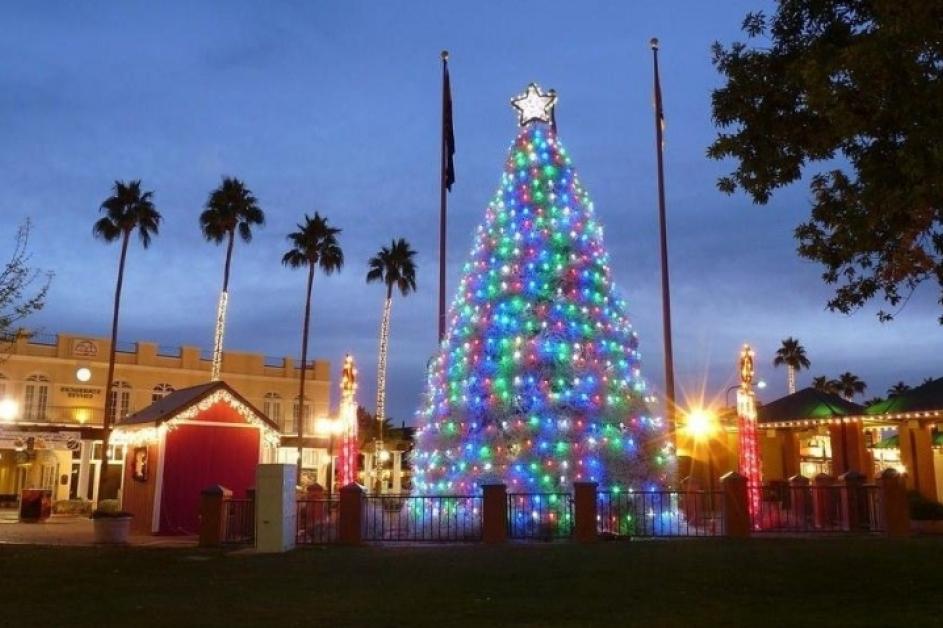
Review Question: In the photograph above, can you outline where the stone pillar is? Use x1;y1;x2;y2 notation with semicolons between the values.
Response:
338;483;363;546
392;451;403;494
721;471;750;538
788;474;811;528
898;421;938;501
839;470;865;532
255;464;296;553
362;454;374;495
573;482;598;543
482;483;508;544
877;468;910;537
812;473;836;529
198;485;231;548
77;440;92;501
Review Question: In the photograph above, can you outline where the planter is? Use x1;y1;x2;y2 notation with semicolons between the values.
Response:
93;516;133;544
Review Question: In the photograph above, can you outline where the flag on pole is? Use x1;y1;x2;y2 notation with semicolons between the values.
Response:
443;58;456;191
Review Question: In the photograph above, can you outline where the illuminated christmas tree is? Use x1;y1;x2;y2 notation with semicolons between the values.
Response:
414;84;672;495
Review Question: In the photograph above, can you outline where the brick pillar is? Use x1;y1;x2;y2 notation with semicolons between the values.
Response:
482;483;508;544
839;470;865;531
721;472;750;538
338;483;363;546
812;473;835;529
573;482;598;543
787;475;810;528
897;421;938;501
877;468;910;538
198;484;231;548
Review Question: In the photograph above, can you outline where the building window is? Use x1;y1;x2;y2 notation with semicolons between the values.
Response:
152;383;175;402
109;381;132;422
0;372;7;399
263;393;283;427
24;374;50;420
290;397;311;436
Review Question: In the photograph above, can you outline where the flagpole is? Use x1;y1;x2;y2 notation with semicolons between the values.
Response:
651;37;677;435
438;50;450;343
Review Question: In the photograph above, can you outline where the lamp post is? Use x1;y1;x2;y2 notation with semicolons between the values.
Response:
315;417;344;501
726;380;766;408
685;408;718;508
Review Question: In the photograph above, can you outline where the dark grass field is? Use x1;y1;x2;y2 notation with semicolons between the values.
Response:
2;538;941;627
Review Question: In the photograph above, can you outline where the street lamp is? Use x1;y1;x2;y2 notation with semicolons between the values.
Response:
725;380;766;407
0;399;19;422
314;416;344;500
685;407;718;507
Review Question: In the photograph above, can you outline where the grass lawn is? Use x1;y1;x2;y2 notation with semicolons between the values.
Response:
1;538;941;627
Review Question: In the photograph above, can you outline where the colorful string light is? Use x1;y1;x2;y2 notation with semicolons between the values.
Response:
414;105;672;495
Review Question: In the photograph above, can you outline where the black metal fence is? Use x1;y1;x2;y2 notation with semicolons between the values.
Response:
751;483;885;534
598;490;725;538
222;498;254;545
507;493;573;540
296;499;339;545
362;495;483;542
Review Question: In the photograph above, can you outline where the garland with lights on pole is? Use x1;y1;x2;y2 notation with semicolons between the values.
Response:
413;83;673;495
736;344;762;521
336;354;359;487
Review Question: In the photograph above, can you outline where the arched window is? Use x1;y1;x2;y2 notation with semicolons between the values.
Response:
109;381;132;422
24;374;50;420
152;383;175;402
263;393;283;429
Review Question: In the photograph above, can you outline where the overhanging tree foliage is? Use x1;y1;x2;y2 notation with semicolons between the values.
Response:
709;1;943;322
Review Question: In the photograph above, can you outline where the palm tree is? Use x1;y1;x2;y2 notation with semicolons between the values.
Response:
862;396;884;408
366;238;417;486
93;180;161;500
282;213;343;485
772;337;810;394
887;381;911;397
200;177;264;381
812;375;838;395
835;372;867;401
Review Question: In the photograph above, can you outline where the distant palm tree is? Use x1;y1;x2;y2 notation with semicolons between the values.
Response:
282;213;343;485
773;337;811;394
922;377;935;386
812;375;839;396
200;177;264;381
93;180;161;500
862;396;884;408
887;381;911;397
366;238;417;466
835;372;867;401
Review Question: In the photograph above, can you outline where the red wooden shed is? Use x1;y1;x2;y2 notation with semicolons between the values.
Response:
113;381;280;535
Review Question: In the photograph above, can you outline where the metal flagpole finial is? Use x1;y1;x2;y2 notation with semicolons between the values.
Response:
650;37;659;50
441;50;449;61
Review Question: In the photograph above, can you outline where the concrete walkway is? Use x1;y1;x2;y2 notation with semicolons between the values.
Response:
0;509;197;546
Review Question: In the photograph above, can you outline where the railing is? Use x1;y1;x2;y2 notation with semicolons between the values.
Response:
222;498;255;545
296;498;339;544
14;405;105;425
751;483;885;534
507;493;573;540
25;333;58;346
264;356;285;368
156;345;181;358
598;490;725;538
362;494;482;542
114;341;137;353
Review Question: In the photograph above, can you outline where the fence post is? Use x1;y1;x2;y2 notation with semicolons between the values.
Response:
482;483;507;544
812;473;834;529
573;482;598;543
721;472;750;538
788;474;810;528
839;470;865;531
680;475;704;525
877;468;910;538
198;484;231;548
338;483;363;546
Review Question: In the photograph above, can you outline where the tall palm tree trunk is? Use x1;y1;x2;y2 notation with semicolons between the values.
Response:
787;365;796;395
211;231;236;381
296;263;315;486
98;230;130;501
374;287;393;494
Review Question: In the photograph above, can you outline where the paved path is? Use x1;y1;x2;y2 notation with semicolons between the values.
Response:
0;509;197;546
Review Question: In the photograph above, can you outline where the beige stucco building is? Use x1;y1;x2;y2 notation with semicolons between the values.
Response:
0;331;331;505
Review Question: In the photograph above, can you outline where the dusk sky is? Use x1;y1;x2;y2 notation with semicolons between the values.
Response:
2;1;939;422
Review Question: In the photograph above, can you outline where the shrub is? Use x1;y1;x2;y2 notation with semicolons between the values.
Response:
907;491;943;521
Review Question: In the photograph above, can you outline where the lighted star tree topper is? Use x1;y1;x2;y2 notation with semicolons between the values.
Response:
413;83;673;495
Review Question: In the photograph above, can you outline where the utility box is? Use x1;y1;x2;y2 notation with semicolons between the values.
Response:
255;464;296;553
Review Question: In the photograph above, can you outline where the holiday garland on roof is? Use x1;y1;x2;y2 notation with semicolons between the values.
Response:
413;84;672;494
